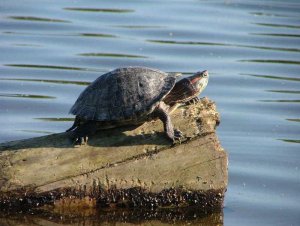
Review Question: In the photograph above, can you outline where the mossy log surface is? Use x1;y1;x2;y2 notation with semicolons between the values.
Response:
0;98;227;212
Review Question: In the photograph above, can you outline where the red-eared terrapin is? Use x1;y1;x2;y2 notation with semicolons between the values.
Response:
67;67;209;144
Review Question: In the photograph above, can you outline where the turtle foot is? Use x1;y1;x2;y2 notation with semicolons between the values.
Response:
172;129;183;143
67;130;89;145
174;128;183;139
68;121;97;146
74;135;89;145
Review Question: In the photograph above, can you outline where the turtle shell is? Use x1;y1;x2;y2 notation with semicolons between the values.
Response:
69;67;177;121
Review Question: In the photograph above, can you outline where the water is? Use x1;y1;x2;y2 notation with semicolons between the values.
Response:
0;0;299;225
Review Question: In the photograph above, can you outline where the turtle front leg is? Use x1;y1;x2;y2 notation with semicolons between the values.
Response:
70;121;98;145
155;102;183;142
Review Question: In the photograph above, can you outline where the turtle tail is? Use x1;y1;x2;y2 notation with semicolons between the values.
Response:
66;116;81;132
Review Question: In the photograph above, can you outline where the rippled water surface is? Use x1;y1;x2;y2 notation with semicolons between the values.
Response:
0;0;299;225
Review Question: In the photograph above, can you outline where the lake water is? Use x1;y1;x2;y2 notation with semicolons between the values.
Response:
0;0;299;225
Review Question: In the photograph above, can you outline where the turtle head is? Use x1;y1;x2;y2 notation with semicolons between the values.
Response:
187;70;209;95
164;70;209;107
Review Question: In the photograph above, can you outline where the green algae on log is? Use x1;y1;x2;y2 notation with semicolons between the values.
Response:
0;97;227;211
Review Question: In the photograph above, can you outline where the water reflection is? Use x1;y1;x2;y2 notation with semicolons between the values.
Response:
148;39;300;52
0;93;55;99
64;7;134;13
148;39;227;46
251;33;300;38
3;31;117;38
80;33;117;38
286;119;300;122
9;16;70;23
35;117;74;122
267;90;300;94
18;129;52;134
279;139;300;144
12;43;42;47
259;99;300;103
114;25;165;29
79;52;148;58
239;59;300;65
0;208;223;226
0;78;90;86
254;22;300;29
5;64;100;72
249;12;293;17
243;73;300;82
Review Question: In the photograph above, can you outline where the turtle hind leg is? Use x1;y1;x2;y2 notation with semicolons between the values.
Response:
66;116;80;132
71;121;98;145
155;102;183;142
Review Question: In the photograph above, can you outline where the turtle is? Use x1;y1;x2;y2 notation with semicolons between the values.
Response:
66;67;209;144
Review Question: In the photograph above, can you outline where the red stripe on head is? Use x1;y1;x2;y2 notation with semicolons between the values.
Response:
190;76;201;84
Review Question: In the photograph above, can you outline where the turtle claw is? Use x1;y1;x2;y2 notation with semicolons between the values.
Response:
69;121;97;146
173;129;183;143
187;96;200;105
174;129;183;138
74;135;89;145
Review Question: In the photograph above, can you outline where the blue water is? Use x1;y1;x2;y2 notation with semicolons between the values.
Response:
0;0;299;225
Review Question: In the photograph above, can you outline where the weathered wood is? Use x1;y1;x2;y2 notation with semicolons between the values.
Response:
0;98;227;211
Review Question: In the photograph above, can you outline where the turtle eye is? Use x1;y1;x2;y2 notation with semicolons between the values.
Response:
202;70;208;77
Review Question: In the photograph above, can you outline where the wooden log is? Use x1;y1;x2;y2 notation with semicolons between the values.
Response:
0;98;227;212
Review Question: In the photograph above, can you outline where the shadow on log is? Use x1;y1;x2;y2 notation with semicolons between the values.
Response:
0;98;227;213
